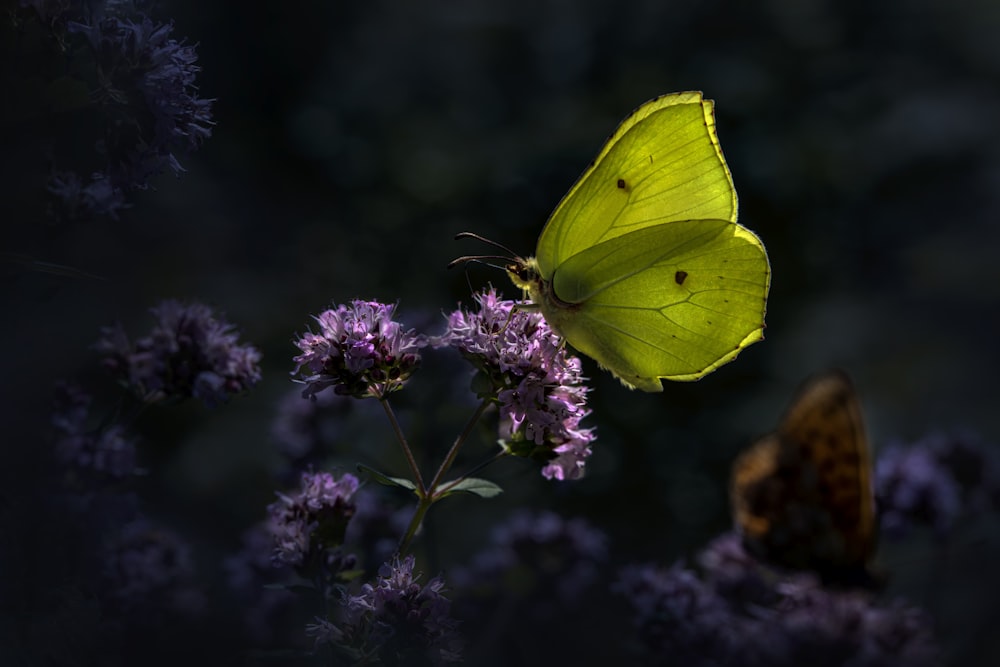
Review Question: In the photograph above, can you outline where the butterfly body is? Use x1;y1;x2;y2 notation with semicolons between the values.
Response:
509;92;770;391
730;371;878;583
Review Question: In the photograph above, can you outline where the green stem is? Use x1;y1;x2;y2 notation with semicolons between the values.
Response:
379;396;426;495
397;496;432;556
427;397;493;495
435;450;509;496
395;397;494;556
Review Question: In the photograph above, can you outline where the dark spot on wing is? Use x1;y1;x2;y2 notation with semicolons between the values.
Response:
675;270;688;285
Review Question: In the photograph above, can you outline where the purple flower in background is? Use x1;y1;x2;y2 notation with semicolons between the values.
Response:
617;562;746;666
436;289;596;480
271;385;352;464
224;524;297;645
267;471;360;573
96;300;262;406
925;431;1000;513
453;509;607;605
68;15;214;183
47;171;129;220
101;517;205;618
51;381;136;479
313;555;461;665
19;0;213;219
875;443;962;539
617;535;940;667
292;300;424;399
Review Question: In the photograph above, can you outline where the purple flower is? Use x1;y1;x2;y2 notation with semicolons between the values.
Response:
267;471;360;573
436;289;596;480
21;1;214;219
101;517;206;618
617;535;941;667
925;431;1000;513
453;509;607;605
316;555;461;665
96;300;262;406
271;385;352;464
47;171;129;220
68;15;214;188
224;524;297;645
875;442;963;539
51;381;137;479
292;300;425;399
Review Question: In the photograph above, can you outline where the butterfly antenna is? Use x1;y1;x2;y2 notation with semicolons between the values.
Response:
453;232;520;259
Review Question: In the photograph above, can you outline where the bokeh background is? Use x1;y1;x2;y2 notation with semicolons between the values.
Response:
3;0;1000;664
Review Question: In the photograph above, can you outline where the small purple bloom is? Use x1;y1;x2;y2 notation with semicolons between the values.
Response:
617;534;941;666
436;289;596;480
51;381;137;479
95;299;262;406
267;471;360;573
317;554;461;665
68;15;214;187
101;517;205;618
47;171;129;220
453;509;607;604
292;300;425;399
875;442;963;539
224;524;297;645
271;385;352;464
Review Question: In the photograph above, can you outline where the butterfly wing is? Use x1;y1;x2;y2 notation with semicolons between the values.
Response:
540;219;769;388
534;92;738;279
777;371;875;569
730;371;876;577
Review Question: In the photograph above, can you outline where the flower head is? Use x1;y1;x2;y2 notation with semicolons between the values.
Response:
453;509;607;604
267;471;360;574
875;442;962;539
436;289;596;480
101;517;205;618
315;555;461;665
617;534;941;667
95;299;262;406
292;300;425;399
51;381;137;479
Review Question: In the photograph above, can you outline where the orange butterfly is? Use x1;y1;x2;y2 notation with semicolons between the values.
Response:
730;371;878;585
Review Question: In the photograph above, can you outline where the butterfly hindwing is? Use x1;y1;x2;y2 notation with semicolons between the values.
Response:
543;220;769;384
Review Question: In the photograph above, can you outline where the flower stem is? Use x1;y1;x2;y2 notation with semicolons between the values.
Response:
395;397;493;556
427;397;493;495
379;396;426;495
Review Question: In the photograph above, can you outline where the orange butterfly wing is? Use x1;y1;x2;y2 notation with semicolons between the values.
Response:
731;371;876;579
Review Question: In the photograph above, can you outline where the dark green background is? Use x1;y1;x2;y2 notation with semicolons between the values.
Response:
3;0;1000;664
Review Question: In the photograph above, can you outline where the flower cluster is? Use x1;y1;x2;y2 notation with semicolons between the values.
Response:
308;555;462;665
616;533;941;667
51;381;136;479
436;289;595;480
292;300;425;399
18;0;214;219
95;300;262;406
267;471;360;574
101;517;206;618
875;431;1000;539
271;386;353;469
453;510;608;604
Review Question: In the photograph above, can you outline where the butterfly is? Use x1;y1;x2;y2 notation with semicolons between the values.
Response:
730;370;878;584
499;91;771;391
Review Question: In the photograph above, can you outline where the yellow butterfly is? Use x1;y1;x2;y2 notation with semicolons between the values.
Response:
730;371;878;583
458;92;770;392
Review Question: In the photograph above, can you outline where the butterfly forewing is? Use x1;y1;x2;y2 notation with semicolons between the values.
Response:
731;371;876;579
535;92;737;278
